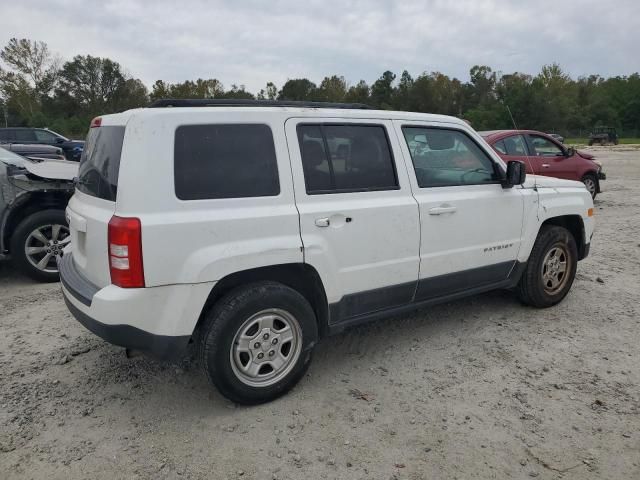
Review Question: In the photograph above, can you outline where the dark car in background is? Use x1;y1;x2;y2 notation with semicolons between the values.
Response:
0;146;77;281
480;130;606;199
1;142;66;161
0;127;84;161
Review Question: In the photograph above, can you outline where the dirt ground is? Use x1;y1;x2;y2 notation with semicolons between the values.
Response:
1;147;639;480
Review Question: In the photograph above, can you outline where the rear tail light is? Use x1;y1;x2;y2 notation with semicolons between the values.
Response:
108;216;145;288
90;117;102;128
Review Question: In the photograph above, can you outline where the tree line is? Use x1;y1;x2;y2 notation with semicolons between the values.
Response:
1;38;639;138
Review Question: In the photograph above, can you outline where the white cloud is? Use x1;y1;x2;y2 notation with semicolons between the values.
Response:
1;0;639;93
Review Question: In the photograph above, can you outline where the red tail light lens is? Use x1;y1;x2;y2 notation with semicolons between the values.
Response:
107;216;145;288
90;117;102;128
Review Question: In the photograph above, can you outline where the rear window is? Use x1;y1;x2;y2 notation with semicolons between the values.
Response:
77;126;125;201
174;124;280;200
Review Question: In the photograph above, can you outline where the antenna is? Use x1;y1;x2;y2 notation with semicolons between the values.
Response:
505;104;537;189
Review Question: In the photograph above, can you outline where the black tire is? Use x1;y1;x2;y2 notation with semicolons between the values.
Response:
198;281;318;405
10;209;69;282
581;173;598;199
517;225;578;308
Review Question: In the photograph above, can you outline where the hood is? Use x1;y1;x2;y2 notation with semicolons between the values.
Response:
22;158;78;181
577;150;594;160
523;174;585;190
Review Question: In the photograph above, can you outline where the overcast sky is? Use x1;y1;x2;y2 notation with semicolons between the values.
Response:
2;0;639;92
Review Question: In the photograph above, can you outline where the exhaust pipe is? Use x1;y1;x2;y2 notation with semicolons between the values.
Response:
125;348;143;359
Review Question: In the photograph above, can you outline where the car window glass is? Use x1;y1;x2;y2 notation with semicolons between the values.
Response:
530;135;563;156
14;129;36;142
493;139;507;155
174;124;280;200
77;126;126;201
34;130;58;142
297;125;332;192
503;135;527;156
297;124;398;194
402;127;499;188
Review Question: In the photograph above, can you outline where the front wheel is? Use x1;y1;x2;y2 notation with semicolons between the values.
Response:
198;282;318;404
10;209;70;282
582;173;598;199
517;225;578;308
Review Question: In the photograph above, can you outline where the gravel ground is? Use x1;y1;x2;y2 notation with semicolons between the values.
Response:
1;147;639;480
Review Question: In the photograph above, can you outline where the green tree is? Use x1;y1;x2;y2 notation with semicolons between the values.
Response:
1;38;59;96
57;55;127;113
278;78;317;100
316;75;347;102
370;70;396;108
344;80;370;104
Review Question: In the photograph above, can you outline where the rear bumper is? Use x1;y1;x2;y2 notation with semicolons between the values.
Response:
59;253;213;361
62;295;190;360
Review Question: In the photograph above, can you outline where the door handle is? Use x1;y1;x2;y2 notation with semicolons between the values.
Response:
315;217;330;227
542;163;550;168
429;205;457;215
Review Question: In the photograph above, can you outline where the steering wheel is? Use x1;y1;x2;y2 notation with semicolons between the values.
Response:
461;168;493;183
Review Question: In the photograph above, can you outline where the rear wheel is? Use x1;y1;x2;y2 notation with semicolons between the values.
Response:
517;225;578;308
581;173;598;199
10;209;69;282
198;282;318;404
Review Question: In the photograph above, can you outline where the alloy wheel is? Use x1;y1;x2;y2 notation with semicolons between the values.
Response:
24;224;70;273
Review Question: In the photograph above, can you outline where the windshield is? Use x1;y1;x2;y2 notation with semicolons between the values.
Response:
77;126;125;201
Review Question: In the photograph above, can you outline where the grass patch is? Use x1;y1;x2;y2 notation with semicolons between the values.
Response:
565;138;640;145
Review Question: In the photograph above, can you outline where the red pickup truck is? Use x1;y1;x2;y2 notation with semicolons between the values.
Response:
480;130;606;199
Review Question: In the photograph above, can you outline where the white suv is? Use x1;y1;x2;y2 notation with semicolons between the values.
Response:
59;99;595;404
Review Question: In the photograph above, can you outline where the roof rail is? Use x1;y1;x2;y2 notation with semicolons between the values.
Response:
148;98;373;109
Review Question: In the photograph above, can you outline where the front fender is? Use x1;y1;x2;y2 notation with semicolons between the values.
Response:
518;186;594;263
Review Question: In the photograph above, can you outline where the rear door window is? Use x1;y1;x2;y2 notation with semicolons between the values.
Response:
503;135;528;156
77;126;126;201
297;124;398;194
14;129;36;142
492;139;507;155
174;124;280;200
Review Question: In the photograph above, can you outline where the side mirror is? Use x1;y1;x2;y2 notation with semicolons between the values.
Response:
503;160;526;188
55;137;65;144
565;146;575;157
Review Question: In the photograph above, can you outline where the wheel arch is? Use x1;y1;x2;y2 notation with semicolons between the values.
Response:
1;191;71;254
194;263;330;340
540;215;588;260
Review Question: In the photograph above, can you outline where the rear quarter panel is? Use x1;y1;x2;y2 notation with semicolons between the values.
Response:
115;110;303;287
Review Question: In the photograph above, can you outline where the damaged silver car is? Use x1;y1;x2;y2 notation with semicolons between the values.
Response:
0;147;77;281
